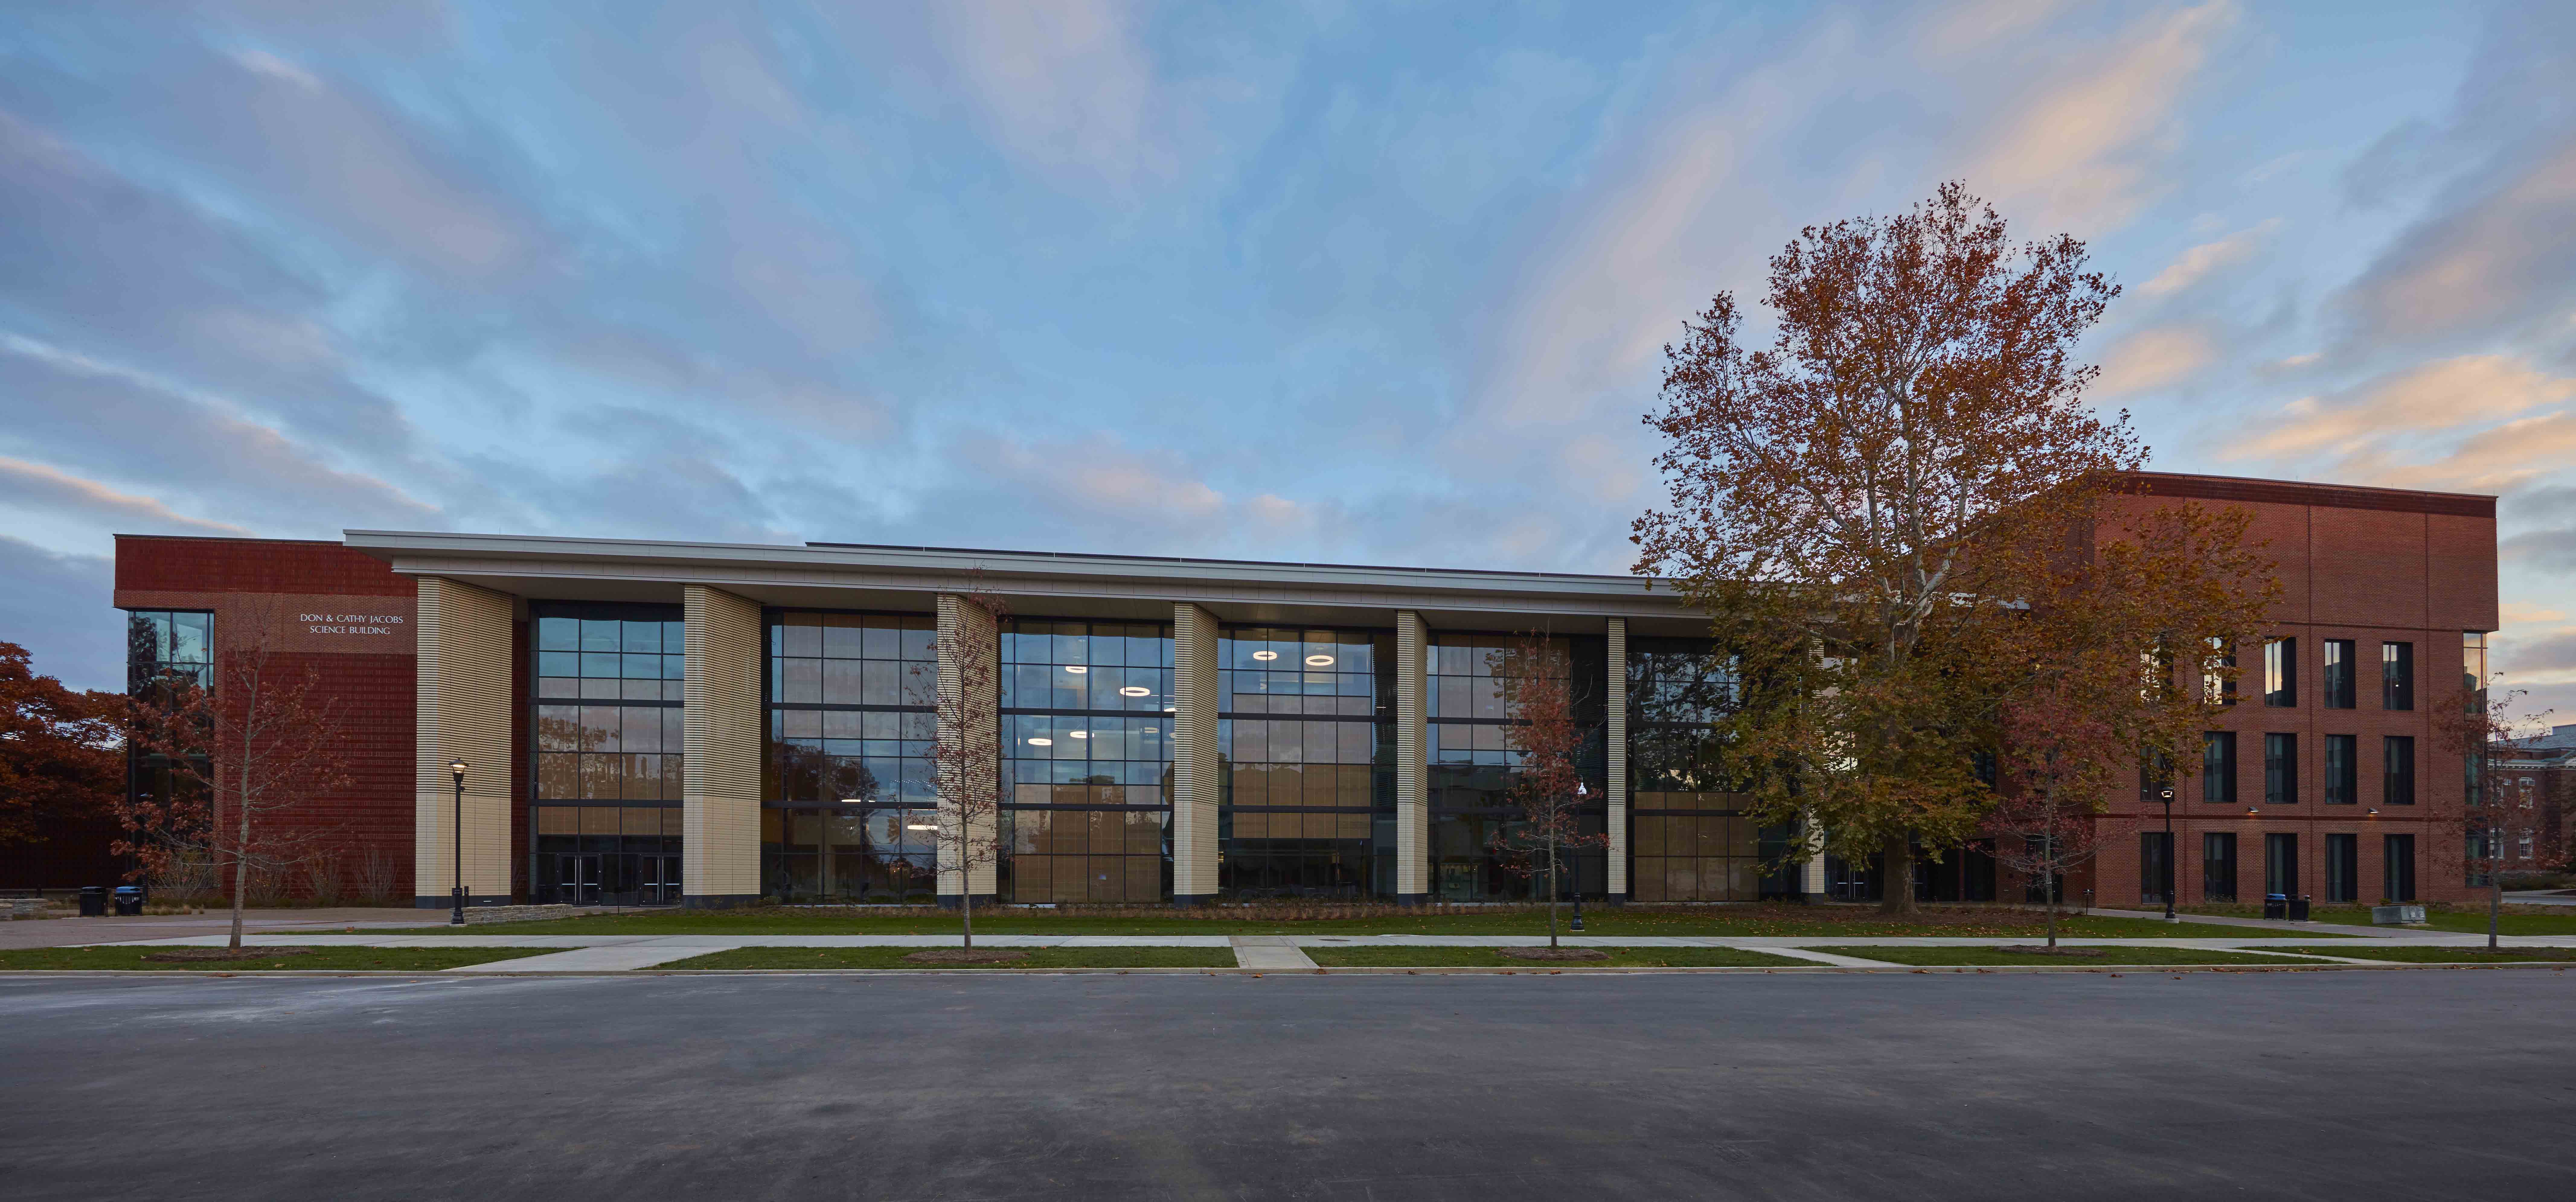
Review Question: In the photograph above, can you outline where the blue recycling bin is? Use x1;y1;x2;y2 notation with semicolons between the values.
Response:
2263;893;2286;920
112;885;145;916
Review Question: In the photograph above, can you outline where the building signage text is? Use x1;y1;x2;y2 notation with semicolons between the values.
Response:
303;613;407;636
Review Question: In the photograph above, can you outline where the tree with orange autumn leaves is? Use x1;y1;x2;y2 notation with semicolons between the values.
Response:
1635;182;2274;913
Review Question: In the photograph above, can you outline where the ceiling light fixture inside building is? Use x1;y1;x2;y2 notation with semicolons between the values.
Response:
1064;665;1088;674
1119;686;1151;697
906;823;937;831
1305;654;1334;667
840;798;870;805
1068;730;1089;739
1251;650;1278;661
1027;737;1053;746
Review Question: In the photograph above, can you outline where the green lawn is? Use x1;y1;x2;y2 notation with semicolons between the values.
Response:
2174;904;2576;937
662;946;1237;970
0;946;555;971
2251;945;2576;963
1805;945;2339;967
1302;945;1809;968
379;905;2292;940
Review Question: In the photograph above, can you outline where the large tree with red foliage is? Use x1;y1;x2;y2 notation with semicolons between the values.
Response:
1634;181;2138;912
0;642;125;849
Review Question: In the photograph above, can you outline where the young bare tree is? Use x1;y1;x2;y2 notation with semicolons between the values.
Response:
1635;181;2137;913
927;587;1008;949
117;598;352;951
1486;635;1607;949
2442;679;2552;950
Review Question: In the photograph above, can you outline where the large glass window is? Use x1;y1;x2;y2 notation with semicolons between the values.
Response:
2383;736;2415;805
2323;734;2357;805
2381;642;2412;711
2265;832;2299;897
2201;732;2237;805
2383;833;2415;901
763;611;937;903
125;609;212;692
2263;638;2297;707
2264;733;2298;805
2325;833;2358;903
1002;620;1173;904
1217;626;1386;897
2321;640;2355;708
2140;832;2173;905
1629;637;1761;902
2202;832;2236;902
531;603;685;905
1429;632;1606;901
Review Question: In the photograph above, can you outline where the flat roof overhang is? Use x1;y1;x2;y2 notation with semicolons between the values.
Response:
342;531;1713;635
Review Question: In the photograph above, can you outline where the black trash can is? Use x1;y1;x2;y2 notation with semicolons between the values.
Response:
2262;893;2286;920
112;886;144;917
78;885;107;917
2289;895;2310;922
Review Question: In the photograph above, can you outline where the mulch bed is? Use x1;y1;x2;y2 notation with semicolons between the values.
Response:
141;948;315;963
1496;947;1611;961
1993;945;2107;957
901;949;1030;965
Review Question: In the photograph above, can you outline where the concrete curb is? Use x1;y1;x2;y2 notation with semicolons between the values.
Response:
3;962;2569;979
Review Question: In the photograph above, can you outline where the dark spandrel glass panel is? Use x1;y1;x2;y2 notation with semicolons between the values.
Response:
539;650;578;677
623;620;662;654
171;612;209;661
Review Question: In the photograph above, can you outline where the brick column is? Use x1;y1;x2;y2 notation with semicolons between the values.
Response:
1169;602;1221;904
1396;610;1430;904
413;576;515;907
935;593;1000;904
1605;617;1629;903
683;585;762;907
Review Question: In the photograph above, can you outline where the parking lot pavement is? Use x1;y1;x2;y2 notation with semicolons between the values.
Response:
3;969;2569;1200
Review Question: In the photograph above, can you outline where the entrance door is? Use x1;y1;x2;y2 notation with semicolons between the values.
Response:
557;854;601;905
642;855;682;905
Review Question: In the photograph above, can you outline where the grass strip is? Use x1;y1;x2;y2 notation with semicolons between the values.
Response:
1804;945;2338;967
0;946;556;971
1302;946;1809;968
2249;945;2576;963
2169;906;2576;937
375;907;2294;940
662;946;1237;970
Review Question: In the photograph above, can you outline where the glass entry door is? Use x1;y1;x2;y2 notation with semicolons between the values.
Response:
641;855;682;904
556;854;602;905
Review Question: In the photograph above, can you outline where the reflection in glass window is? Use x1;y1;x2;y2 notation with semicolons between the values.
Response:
125;609;213;692
1427;632;1606;901
763;611;938;902
529;603;685;905
1627;637;1761;902
1001;619;1174;904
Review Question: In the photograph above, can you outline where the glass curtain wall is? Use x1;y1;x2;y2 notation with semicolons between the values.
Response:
124;610;214;879
1000;620;1173;904
1626;637;1764;901
762;611;938;903
531;603;685;905
1218;627;1390;897
1428;632;1607;901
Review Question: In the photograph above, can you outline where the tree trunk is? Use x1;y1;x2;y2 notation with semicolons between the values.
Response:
2489;878;2501;951
1876;831;1915;915
1546;828;1561;949
962;887;974;951
230;756;250;951
2044;864;2060;949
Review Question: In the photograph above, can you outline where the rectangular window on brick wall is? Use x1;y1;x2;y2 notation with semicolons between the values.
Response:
2202;832;2237;902
2264;638;2297;707
2202;732;2236;805
2382;642;2412;711
2322;640;2355;709
2139;831;2174;905
2264;733;2298;805
2266;833;2299;897
2384;834;2415;902
2324;734;2357;805
2326;833;2358;903
2384;736;2415;805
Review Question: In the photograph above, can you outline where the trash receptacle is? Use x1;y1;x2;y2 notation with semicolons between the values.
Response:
2263;893;2286;920
112;886;144;916
2289;895;2310;922
78;885;107;917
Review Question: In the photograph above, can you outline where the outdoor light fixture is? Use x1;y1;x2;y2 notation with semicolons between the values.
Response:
1305;654;1335;667
2367;807;2379;816
1027;737;1053;746
1063;665;1088;674
1252;650;1278;661
1119;686;1151;697
2248;806;2260;816
447;759;468;926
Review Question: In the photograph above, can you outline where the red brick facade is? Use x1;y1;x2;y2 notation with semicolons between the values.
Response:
111;536;421;900
2087;474;2498;906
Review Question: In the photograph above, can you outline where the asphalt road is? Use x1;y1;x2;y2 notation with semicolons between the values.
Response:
4;969;2570;1200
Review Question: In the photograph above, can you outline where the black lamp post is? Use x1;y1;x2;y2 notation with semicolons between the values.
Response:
1569;781;1588;932
449;759;467;926
2158;786;2177;922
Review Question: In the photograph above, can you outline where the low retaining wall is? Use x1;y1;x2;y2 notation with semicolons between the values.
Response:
461;904;608;925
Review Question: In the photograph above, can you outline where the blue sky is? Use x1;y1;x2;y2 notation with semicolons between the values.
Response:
3;1;2572;719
